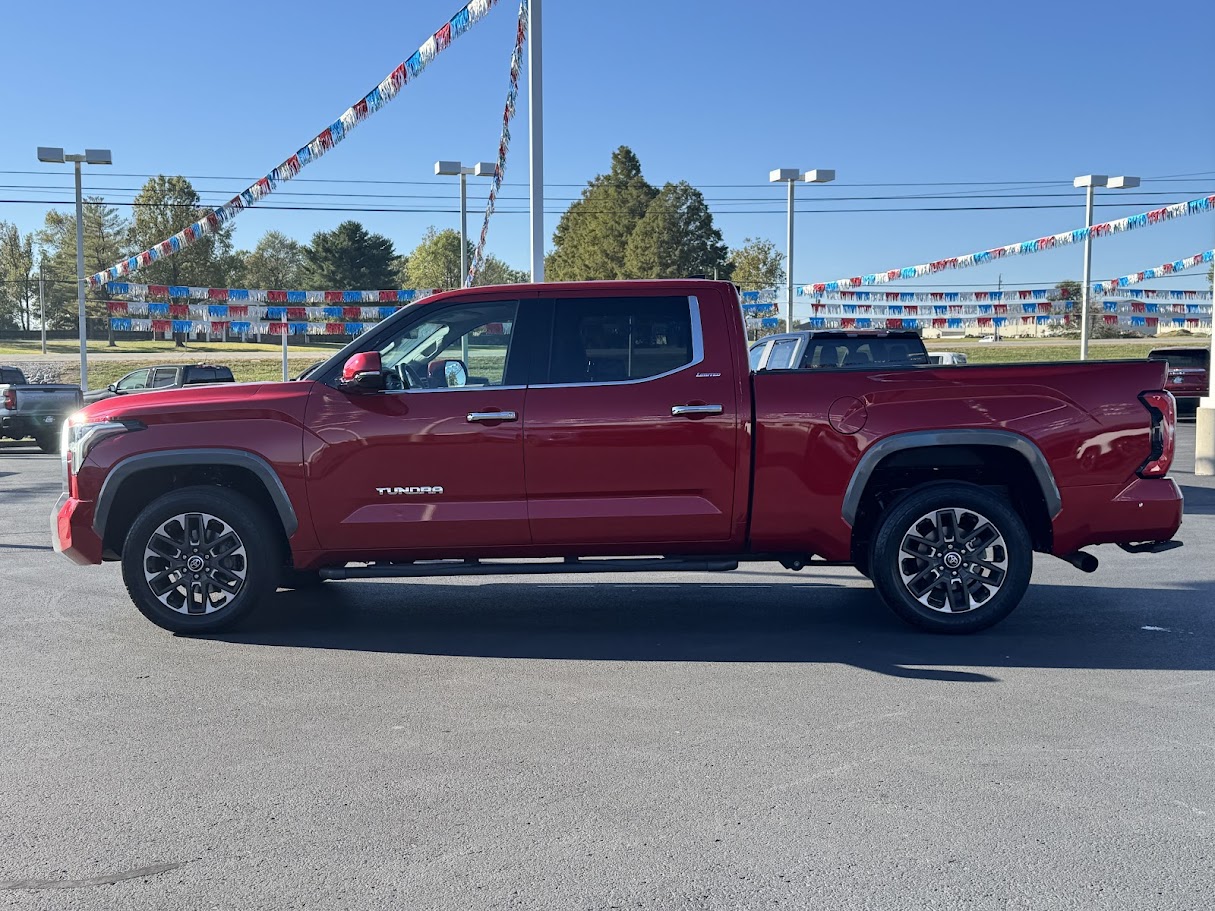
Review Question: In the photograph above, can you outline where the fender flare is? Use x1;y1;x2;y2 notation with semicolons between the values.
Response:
92;448;298;539
841;429;1062;527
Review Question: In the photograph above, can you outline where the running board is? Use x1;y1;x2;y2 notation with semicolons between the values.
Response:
321;556;740;580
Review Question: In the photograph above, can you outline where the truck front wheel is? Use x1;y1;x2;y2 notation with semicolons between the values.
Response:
121;486;279;634
869;482;1031;633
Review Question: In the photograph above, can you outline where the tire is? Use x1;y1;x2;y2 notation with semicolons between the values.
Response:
869;482;1032;634
35;433;58;454
121;486;280;634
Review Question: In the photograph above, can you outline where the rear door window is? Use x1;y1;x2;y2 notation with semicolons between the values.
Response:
763;338;799;370
545;296;694;384
748;342;768;370
151;368;178;388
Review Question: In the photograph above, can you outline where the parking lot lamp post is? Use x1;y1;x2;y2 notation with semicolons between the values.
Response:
436;160;495;361
770;168;835;332
37;147;112;390
1074;174;1139;360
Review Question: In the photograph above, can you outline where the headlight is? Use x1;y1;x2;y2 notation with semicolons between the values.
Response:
63;415;144;476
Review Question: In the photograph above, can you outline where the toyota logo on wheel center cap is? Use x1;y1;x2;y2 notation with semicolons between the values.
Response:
186;555;205;572
943;552;963;569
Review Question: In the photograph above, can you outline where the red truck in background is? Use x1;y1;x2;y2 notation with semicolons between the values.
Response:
52;280;1183;635
1147;346;1210;411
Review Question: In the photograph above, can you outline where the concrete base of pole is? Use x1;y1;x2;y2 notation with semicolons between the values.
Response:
1196;399;1215;476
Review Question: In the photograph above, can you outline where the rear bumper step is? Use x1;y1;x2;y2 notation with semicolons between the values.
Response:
1117;539;1183;554
321;556;741;580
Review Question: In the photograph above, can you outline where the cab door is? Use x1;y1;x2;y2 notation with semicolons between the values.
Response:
522;291;742;548
304;296;535;554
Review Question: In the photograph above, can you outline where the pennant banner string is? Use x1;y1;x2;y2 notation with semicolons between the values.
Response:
1093;249;1215;293
800;195;1215;294
88;0;504;287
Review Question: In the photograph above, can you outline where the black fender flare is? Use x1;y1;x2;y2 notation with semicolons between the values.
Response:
92;448;298;538
841;429;1062;527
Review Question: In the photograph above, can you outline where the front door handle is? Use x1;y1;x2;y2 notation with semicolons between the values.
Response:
467;410;518;423
671;404;723;417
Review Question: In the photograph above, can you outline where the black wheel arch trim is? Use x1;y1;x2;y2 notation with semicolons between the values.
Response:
91;448;299;539
841;429;1063;527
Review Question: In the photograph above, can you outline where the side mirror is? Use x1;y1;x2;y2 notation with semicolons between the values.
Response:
428;359;468;388
107;384;117;392
339;351;386;393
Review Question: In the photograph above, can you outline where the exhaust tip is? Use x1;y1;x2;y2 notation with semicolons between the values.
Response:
1060;551;1099;573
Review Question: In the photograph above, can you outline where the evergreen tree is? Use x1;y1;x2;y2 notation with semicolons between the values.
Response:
623;181;729;280
304;221;397;290
546;146;657;281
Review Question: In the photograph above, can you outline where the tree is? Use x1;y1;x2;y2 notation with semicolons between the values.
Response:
475;255;529;287
546;146;657;281
304;221;397;290
130;176;234;346
0;223;37;331
36;199;132;337
404;227;467;289
623;181;729;280
241;231;306;290
727;238;785;291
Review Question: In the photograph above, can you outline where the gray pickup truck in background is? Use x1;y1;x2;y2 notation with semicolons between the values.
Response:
82;363;235;404
1;366;83;452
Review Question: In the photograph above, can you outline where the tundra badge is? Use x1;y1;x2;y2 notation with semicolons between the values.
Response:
376;486;444;496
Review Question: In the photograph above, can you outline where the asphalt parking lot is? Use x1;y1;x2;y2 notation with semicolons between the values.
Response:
1;427;1212;910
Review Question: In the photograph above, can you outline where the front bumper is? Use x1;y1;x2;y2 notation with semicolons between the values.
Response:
51;493;104;565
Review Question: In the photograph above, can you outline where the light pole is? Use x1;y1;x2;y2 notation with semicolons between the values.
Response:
38;257;47;355
436;160;495;363
1074;174;1139;359
435;160;497;288
37;147;112;390
770;168;835;332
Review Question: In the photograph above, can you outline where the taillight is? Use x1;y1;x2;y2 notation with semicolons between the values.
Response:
1138;391;1176;478
2;389;15;410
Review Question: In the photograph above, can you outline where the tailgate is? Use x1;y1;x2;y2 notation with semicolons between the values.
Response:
14;386;83;414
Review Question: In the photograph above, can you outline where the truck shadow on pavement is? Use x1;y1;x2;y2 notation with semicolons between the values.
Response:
211;575;1215;682
1178;481;1215;515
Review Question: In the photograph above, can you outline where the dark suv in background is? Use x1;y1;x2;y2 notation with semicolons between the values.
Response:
83;364;235;404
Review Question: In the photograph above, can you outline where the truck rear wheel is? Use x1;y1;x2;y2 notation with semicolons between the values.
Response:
121;486;279;634
869;482;1031;633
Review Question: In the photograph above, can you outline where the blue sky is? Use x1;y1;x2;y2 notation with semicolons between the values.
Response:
2;0;1213;312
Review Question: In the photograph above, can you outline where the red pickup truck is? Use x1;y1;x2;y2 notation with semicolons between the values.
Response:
52;280;1183;635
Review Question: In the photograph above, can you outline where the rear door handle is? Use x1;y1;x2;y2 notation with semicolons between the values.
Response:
467;410;518;423
671;404;723;417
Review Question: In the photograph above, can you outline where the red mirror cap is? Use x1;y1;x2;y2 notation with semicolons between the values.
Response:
342;351;381;382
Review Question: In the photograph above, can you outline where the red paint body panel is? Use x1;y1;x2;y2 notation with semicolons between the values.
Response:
54;280;1182;575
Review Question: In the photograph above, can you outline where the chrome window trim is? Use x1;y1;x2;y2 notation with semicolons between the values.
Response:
383;384;527;395
529;295;705;389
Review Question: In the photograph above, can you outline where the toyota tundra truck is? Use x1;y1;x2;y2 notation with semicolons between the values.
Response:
51;280;1183;635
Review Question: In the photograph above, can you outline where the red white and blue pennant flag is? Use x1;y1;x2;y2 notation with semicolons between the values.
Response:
105;282;438;302
88;0;505;287
800;195;1215;294
1093;249;1214;294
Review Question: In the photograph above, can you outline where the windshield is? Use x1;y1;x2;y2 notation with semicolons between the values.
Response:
1149;350;1208;369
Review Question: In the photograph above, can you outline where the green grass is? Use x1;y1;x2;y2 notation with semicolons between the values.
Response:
0;338;342;356
926;337;1206;364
